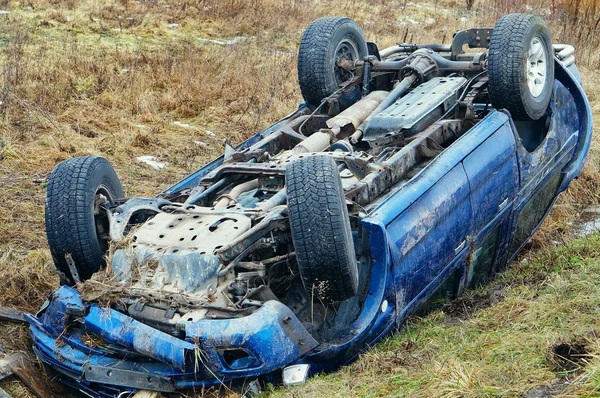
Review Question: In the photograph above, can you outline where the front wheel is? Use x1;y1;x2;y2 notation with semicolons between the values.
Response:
286;155;358;302
45;156;124;284
488;13;554;121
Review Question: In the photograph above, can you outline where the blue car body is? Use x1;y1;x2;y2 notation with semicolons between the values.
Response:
27;57;592;397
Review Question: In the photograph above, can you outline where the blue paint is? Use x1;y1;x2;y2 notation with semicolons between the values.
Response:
27;62;592;396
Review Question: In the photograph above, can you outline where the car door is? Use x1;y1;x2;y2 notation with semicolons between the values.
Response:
506;81;580;260
386;162;472;316
462;122;519;287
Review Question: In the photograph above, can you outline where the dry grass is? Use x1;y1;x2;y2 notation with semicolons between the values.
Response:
0;0;598;396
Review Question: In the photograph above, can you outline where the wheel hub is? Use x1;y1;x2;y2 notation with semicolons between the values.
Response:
94;187;113;252
526;36;547;98
334;39;358;84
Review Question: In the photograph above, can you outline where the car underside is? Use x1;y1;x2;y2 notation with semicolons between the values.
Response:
28;13;592;397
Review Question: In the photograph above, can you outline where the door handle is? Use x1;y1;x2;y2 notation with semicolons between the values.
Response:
498;198;508;210
454;240;466;254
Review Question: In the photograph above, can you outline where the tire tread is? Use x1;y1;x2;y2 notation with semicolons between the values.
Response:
286;155;358;301
45;156;123;284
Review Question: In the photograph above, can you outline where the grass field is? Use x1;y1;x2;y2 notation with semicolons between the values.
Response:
0;0;598;396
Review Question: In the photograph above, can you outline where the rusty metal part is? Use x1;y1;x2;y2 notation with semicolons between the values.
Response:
451;28;493;59
290;131;332;154
455;76;488;120
344;119;465;206
215;206;288;262
362;56;374;95
214;179;259;208
200;163;286;184
230;148;267;163
64;253;81;284
370;59;410;71
379;43;452;58
401;51;439;83
236;261;267;271
337;58;355;72
326;90;389;132
410;49;485;73
218;241;271;276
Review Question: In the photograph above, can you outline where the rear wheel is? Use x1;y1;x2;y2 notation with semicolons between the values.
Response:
297;17;368;110
286;155;358;301
488;13;554;121
45;156;124;285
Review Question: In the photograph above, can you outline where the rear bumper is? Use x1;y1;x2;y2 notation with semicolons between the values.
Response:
27;286;317;395
556;59;594;192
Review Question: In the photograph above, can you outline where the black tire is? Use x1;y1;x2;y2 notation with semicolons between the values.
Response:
45;156;124;285
297;17;368;110
488;13;554;121
286;155;358;301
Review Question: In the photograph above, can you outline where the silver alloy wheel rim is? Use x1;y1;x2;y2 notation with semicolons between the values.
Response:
526;36;547;98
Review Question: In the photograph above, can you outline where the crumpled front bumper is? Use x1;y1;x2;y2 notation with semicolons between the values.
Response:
26;286;318;395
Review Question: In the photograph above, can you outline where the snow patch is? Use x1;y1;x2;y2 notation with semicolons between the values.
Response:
137;156;168;170
173;121;193;129
197;36;245;46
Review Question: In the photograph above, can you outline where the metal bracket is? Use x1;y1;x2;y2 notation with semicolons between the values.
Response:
84;364;175;392
455;77;488;120
64;254;81;284
451;28;493;59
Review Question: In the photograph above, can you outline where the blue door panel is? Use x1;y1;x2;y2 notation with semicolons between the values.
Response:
463;122;519;234
387;164;471;306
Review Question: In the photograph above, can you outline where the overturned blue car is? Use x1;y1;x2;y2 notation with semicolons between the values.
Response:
28;13;591;397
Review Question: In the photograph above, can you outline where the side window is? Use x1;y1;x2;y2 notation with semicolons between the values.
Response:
509;172;561;256
466;225;501;289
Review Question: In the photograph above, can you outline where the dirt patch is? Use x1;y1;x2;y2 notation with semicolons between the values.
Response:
550;341;593;372
443;283;505;320
523;382;567;398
